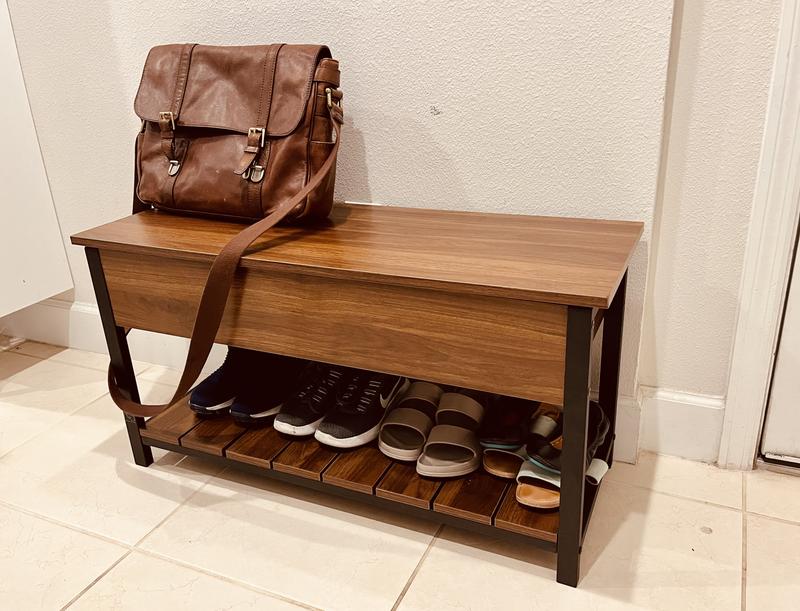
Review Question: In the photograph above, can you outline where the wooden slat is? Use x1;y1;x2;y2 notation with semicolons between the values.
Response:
322;446;393;494
272;438;338;480
141;396;200;445
225;427;291;469
494;487;559;543
433;471;509;525
180;417;247;456
375;463;442;509
72;204;643;308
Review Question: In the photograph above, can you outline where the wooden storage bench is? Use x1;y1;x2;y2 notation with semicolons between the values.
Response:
71;202;642;587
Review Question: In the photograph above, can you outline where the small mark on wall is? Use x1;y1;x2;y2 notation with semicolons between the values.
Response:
700;526;712;534
429;105;443;116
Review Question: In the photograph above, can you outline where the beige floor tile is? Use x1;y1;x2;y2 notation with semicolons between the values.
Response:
0;392;221;544
71;551;306;610
140;470;438;611
0;504;125;610
746;468;800;523
399;482;741;611
0;352;109;456
746;514;800;611
605;451;743;509
11;341;150;373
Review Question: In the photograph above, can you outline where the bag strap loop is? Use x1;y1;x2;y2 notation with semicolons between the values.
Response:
158;43;197;165
109;92;344;417
235;44;283;176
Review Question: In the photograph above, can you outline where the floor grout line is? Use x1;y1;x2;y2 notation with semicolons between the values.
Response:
60;550;133;610
741;472;747;611
131;547;322;611
0;498;135;549
605;477;744;513
390;523;444;611
744;510;800;527
0;451;222;551
129;464;214;549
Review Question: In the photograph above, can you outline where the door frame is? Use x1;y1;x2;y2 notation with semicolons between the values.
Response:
718;0;800;470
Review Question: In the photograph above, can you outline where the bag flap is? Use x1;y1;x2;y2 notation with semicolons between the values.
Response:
134;43;330;137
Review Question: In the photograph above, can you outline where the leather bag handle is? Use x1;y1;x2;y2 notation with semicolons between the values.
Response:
108;95;344;417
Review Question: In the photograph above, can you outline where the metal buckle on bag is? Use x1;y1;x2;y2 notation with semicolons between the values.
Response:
249;165;265;183
167;160;181;176
325;87;342;109
248;127;266;147
159;111;176;130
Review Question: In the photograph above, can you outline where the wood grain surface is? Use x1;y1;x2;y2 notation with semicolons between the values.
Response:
180;417;247;455
225;426;291;469
322;446;393;494
271;438;338;480
375;463;442;509
101;250;568;404
141;396;200;445
433;471;509;524
72;203;642;308
494;487;559;542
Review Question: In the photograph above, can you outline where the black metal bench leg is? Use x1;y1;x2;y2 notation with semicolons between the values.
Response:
85;247;153;467
557;305;593;587
599;271;626;467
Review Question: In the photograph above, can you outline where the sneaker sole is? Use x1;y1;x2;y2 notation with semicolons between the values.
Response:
315;422;382;448
315;378;411;448
273;416;324;437
189;397;235;417
230;404;282;426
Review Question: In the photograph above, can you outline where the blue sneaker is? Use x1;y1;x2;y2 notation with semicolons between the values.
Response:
189;347;250;417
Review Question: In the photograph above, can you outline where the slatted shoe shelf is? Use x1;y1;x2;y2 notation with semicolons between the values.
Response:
72;202;641;586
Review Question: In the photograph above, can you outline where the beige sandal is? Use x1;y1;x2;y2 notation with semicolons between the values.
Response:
416;424;482;478
416;391;485;478
379;382;442;461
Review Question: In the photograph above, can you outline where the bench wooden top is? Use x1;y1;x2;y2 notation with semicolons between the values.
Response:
71;203;642;308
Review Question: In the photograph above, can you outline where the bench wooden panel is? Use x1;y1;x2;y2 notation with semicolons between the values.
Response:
101;250;568;405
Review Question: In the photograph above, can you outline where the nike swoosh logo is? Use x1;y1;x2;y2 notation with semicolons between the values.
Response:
380;378;408;409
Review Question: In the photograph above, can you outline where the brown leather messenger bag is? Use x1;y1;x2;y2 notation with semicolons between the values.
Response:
108;43;344;417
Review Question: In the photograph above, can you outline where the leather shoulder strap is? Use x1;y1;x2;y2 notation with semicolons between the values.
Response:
109;91;344;417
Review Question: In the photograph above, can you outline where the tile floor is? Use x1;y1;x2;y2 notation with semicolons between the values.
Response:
1;341;798;610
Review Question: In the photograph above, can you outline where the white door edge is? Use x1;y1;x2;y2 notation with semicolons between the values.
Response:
718;0;800;470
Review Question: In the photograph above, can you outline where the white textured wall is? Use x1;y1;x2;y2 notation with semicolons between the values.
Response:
6;0;674;402
640;0;780;396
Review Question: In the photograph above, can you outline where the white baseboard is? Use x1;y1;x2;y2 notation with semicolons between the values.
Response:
639;386;725;463
0;298;227;370
614;393;642;465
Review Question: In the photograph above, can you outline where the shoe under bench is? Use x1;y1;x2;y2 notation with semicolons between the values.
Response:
71;202;642;587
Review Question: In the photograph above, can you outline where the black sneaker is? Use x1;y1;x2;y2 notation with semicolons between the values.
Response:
229;355;308;426
273;363;351;436
315;371;409;448
189;347;252;417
